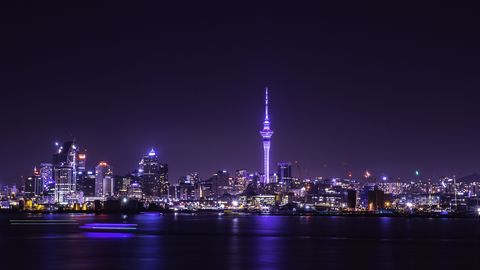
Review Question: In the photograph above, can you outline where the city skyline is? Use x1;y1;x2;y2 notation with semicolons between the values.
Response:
5;84;480;187
3;83;480;184
3;3;480;270
2;2;480;184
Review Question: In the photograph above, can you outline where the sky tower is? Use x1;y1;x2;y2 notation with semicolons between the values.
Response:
260;87;274;184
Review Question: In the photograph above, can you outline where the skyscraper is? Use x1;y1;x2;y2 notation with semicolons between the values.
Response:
39;163;53;192
33;167;43;196
277;162;292;186
234;169;248;194
176;172;199;200
39;163;55;202
206;170;232;199
138;149;169;198
259;88;274;184
95;162;113;198
77;151;86;173
24;176;35;198
52;141;78;203
77;170;96;197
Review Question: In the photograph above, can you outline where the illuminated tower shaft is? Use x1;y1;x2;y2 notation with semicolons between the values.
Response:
260;87;273;184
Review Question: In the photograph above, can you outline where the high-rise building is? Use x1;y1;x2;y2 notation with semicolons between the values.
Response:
40;163;55;201
206;170;232;199
77;170;96;197
117;175;132;197
52;141;78;203
39;163;53;186
128;182;143;200
53;166;74;203
138;149;169;198
95;162;113;198
234;169;248;194
259;88;274;184
368;186;385;211
177;172;199;200
77;151;87;173
24;176;34;198
277;162;292;186
347;189;357;209
33;167;43;196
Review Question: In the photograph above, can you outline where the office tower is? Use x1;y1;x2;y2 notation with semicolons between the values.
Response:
177;175;194;200
206;170;232;199
24;175;35;198
259;88;274;184
77;170;96;197
95;162;113;197
53;166;74;203
32;167;43;196
77;151;86;173
39;163;55;200
368;186;385;211
52;141;78;203
277;162;293;186
117;175;132;197
176;172;200;200
39;163;53;189
198;180;213;199
128;182;143;200
138;149;169;198
234;169;248;194
103;174;114;197
347;189;357;209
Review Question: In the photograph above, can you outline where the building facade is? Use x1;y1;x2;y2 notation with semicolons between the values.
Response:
138;149;169;198
52;141;78;204
95;162;113;198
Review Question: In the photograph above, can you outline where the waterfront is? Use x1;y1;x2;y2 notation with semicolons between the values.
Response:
1;213;480;269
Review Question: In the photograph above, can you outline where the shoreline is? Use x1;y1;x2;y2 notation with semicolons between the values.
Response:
1;209;479;219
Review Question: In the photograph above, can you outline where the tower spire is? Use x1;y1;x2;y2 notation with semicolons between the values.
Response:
260;87;274;185
265;87;269;122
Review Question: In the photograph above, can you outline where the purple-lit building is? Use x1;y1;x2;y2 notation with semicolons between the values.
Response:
260;88;274;184
138;149;169;199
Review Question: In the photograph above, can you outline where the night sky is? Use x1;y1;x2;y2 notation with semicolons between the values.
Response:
1;1;480;184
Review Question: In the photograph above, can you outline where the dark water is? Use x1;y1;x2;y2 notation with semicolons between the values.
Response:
0;213;479;269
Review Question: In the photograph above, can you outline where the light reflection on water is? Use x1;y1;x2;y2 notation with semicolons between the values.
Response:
84;232;135;239
1;214;480;270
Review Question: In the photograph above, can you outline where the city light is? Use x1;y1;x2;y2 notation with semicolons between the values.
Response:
7;90;480;218
3;5;480;269
260;87;274;184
